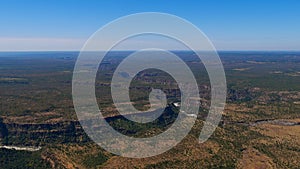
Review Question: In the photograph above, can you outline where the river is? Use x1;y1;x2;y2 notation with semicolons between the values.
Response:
0;145;41;151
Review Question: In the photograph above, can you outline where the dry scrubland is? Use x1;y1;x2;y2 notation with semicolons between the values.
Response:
0;51;299;168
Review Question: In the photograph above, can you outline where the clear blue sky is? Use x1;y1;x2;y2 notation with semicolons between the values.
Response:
1;0;300;51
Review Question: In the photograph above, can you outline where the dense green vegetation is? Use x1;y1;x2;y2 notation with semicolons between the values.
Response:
0;148;50;169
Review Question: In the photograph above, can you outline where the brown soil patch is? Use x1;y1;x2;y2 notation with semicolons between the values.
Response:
237;147;276;169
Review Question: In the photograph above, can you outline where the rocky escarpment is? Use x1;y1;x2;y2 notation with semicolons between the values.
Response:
0;118;90;146
0;105;181;146
0;118;8;139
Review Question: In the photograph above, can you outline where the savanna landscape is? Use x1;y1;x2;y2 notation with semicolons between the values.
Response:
0;51;299;168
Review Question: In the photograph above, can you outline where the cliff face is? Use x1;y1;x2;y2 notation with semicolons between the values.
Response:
0;105;179;146
0;120;90;146
0;118;8;139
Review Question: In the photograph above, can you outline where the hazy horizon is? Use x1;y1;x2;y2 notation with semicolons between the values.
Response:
1;0;300;51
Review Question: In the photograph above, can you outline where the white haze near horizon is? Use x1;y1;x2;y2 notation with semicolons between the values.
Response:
0;35;299;51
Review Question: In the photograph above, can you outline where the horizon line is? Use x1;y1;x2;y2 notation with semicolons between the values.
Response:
1;50;300;53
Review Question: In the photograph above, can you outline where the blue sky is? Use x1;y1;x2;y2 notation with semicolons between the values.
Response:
0;0;300;51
